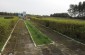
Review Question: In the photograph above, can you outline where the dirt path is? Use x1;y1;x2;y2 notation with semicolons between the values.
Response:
2;20;42;55
2;19;85;55
32;21;85;55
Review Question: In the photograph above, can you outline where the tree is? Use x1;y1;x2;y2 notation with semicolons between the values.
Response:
50;13;69;17
82;1;85;17
68;1;85;18
68;4;78;17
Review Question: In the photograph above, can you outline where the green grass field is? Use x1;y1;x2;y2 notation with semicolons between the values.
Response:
0;16;18;51
25;20;52;45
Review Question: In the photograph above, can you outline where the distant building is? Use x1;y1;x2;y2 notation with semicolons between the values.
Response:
22;12;26;19
18;12;26;19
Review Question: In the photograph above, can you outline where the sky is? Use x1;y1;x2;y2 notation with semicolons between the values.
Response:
0;0;85;15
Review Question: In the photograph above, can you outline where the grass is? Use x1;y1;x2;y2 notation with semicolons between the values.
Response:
25;20;52;45
31;17;85;43
34;17;85;25
0;16;18;51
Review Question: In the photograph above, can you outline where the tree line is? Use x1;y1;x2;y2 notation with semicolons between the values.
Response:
0;12;18;16
50;13;69;18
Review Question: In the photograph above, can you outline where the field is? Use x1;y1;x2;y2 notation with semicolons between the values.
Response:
31;17;85;43
25;20;52;45
0;16;18;51
0;17;85;55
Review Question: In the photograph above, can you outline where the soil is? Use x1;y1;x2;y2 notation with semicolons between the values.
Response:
2;19;85;55
2;20;42;55
32;21;85;55
40;44;64;55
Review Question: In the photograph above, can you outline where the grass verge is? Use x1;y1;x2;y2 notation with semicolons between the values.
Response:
25;20;52;45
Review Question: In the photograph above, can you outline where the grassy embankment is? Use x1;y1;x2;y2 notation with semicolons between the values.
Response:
25;20;52;45
31;17;85;43
0;16;18;51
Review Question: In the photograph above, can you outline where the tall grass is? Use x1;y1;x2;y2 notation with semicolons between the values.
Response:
25;20;52;45
0;16;18;51
31;17;85;43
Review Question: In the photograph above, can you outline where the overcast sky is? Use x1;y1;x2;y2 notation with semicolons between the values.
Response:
0;0;85;15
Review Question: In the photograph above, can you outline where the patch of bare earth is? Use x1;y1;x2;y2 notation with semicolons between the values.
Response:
39;44;63;55
2;20;42;55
